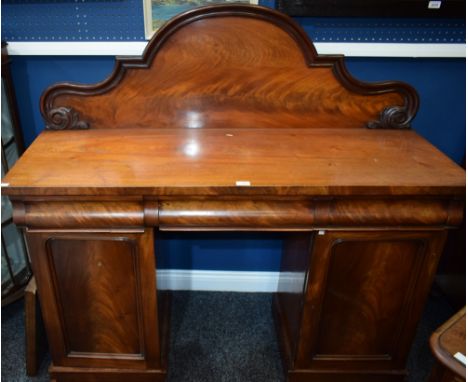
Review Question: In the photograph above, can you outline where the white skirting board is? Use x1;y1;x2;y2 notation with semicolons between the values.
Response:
156;270;305;293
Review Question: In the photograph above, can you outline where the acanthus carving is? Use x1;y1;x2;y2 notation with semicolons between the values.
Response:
45;107;89;130
367;105;411;130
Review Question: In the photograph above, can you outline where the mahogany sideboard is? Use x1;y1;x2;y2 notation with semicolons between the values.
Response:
2;5;465;382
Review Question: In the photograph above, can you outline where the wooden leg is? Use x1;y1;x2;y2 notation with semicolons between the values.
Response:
25;276;47;376
25;277;38;376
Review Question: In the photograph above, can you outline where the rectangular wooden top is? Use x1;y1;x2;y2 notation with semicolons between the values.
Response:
2;128;465;197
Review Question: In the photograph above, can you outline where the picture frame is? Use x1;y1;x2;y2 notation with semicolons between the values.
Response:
144;0;259;39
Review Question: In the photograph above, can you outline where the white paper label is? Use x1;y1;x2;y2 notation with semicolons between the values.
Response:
428;1;442;9
236;180;251;186
454;352;466;365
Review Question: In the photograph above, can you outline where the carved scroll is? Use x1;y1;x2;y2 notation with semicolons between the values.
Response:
46;107;89;130
367;106;411;130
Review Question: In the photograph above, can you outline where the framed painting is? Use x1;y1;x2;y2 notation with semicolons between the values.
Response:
144;0;259;39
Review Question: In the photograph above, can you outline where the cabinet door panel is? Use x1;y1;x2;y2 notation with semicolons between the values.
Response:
297;230;447;370
317;239;423;356
48;237;143;356
26;230;161;369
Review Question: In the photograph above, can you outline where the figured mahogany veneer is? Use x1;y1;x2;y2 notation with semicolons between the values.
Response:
40;5;417;131
2;4;465;382
9;198;463;231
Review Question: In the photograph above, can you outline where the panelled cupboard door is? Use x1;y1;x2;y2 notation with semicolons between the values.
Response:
25;230;162;370
296;230;447;371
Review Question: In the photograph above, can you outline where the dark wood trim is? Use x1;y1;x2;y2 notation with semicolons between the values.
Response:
156;291;171;369
46;107;89;130
40;4;418;131
429;307;466;379
1;139;9;173
5;185;465;198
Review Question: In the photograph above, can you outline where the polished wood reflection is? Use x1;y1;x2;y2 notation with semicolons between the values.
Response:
3;128;464;197
41;6;417;131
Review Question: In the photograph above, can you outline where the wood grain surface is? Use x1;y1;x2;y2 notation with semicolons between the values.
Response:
48;237;143;356
40;5;417;131
25;230;163;370
292;230;448;371
316;239;423;356
158;199;462;228
13;201;145;228
2;128;464;197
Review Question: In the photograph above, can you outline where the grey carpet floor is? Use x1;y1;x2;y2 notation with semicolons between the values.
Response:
1;290;456;382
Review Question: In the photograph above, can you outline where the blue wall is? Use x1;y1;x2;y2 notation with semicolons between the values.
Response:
2;0;146;42
157;232;284;271
346;57;466;164
2;0;465;44
11;56;115;146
